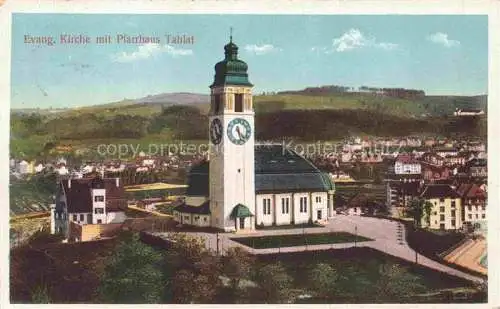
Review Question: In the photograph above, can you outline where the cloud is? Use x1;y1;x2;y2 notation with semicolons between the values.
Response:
427;32;460;47
244;44;281;55
111;43;193;62
377;42;399;51
325;28;398;53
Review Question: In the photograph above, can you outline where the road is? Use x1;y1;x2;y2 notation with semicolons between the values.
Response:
153;215;485;283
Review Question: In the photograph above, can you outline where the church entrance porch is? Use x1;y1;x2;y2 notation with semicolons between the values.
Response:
230;203;255;232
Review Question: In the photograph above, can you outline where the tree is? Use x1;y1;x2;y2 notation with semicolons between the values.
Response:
98;233;164;303
253;262;293;303
30;285;51;303
408;198;433;227
218;247;256;303
374;263;425;302
222;247;255;290
308;263;338;299
163;233;223;303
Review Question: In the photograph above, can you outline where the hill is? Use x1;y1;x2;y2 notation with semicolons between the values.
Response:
134;92;209;105
9;91;487;159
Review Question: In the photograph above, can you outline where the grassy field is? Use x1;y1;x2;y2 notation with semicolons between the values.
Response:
257;247;483;303
232;232;373;249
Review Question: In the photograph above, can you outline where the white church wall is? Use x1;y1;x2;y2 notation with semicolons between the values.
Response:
181;213;192;225
275;193;293;225
293;192;310;224
192;214;211;227
256;194;274;226
311;192;328;221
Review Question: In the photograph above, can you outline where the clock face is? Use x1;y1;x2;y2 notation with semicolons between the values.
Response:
210;118;223;145
227;118;252;145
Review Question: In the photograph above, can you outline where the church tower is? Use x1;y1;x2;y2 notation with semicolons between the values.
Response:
208;34;255;232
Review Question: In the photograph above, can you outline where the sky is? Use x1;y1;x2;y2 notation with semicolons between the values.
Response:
11;14;488;109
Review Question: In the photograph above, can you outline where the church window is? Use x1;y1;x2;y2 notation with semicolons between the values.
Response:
300;197;308;213
263;198;271;215
281;198;290;214
235;94;244;112
94;195;104;202
316;196;322;203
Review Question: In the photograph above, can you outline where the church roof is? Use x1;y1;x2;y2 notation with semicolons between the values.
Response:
184;144;335;196
173;201;210;214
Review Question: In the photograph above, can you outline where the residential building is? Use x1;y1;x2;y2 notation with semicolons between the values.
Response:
386;179;422;216
453;108;485;116
466;158;487;178
421;163;450;181
394;154;421;175
419;184;462;230
457;183;487;226
420;152;444;166
52;176;128;240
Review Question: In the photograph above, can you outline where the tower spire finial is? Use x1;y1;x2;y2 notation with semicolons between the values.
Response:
230;27;233;43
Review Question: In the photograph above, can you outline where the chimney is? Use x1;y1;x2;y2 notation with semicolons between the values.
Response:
116;177;120;187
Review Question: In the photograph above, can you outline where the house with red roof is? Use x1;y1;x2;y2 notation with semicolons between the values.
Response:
51;175;128;241
457;183;487;225
394;154;421;175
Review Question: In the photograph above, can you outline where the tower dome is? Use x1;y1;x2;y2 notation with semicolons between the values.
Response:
211;36;252;88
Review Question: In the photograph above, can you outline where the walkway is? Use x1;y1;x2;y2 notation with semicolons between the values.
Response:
153;216;485;283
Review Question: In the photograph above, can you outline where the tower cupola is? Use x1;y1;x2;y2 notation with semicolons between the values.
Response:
211;33;252;88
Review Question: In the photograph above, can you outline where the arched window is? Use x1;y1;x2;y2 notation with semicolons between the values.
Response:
235;94;243;112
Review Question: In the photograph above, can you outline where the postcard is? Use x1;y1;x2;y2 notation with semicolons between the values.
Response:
3;0;498;307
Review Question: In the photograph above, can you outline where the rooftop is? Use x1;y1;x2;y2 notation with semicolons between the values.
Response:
420;184;460;199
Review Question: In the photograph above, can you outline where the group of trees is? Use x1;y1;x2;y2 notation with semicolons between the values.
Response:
359;86;426;99
278;85;353;95
94;232;436;304
276;85;426;100
97;232;294;304
11;105;209;148
407;198;434;227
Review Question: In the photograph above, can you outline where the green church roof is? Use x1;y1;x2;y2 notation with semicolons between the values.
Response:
185;145;336;196
210;36;252;88
230;203;254;218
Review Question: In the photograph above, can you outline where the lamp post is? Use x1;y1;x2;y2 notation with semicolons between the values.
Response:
354;225;358;247
414;225;418;264
216;232;220;256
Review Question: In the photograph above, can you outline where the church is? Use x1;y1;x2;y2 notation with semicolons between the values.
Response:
173;36;335;232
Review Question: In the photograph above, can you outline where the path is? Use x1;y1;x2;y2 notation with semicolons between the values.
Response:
153;216;485;283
